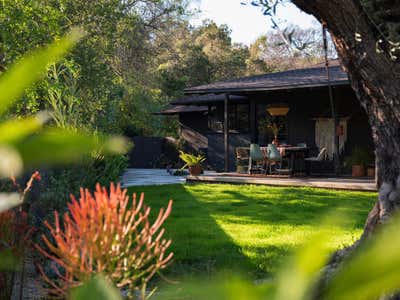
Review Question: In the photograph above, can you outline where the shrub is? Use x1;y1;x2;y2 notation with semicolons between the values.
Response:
36;183;173;298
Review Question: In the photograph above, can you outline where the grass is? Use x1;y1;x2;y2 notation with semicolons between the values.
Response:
127;183;376;280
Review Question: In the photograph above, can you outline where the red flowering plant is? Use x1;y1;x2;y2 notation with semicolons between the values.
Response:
36;183;173;298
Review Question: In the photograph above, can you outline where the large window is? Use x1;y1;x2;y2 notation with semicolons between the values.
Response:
208;104;249;132
229;104;249;132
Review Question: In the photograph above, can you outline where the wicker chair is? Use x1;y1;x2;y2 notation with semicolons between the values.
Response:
236;147;250;173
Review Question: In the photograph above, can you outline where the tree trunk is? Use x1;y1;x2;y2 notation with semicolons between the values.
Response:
291;0;400;237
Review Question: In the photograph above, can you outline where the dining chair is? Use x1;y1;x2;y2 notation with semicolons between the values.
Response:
267;143;283;174
305;147;327;175
249;144;265;174
236;147;250;173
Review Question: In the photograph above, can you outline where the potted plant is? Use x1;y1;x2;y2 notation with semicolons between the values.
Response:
344;148;373;177
268;122;281;145
179;151;206;176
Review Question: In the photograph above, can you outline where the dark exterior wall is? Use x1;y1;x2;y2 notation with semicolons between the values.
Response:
179;111;208;151
129;136;164;168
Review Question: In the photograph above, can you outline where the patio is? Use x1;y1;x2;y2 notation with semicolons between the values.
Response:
187;173;376;191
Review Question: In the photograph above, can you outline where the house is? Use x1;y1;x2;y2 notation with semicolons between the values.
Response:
157;60;374;173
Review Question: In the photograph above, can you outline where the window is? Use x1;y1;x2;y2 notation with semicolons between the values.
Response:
208;104;249;133
229;104;249;132
208;105;223;132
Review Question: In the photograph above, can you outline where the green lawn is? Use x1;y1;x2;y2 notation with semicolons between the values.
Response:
127;183;376;279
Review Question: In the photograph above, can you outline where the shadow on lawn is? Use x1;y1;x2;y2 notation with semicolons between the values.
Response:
127;184;259;279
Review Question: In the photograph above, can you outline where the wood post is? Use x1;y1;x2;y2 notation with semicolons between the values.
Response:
323;23;340;175
224;94;229;172
250;99;257;143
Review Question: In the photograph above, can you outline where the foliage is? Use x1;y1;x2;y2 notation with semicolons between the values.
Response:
344;147;374;167
0;28;128;298
36;183;173;298
258;115;284;139
70;275;122;300
179;151;206;168
0;28;126;200
128;184;375;278
244;0;399;61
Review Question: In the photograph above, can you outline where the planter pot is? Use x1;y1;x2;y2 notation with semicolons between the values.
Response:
367;167;375;178
236;165;248;174
352;165;365;177
189;165;202;176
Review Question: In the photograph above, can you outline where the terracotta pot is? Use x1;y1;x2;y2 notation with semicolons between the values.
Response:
367;167;375;178
352;165;365;177
189;165;202;176
236;165;248;174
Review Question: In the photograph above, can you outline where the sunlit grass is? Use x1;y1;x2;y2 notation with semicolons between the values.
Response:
127;183;376;279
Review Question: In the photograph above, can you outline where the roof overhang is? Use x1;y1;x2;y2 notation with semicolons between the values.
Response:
184;80;349;95
154;105;208;115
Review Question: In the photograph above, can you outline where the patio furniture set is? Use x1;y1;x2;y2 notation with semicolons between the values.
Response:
236;144;327;176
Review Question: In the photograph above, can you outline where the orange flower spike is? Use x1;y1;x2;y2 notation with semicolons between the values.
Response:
36;183;173;296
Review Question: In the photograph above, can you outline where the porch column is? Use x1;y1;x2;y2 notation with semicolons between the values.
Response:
224;93;230;172
323;24;340;174
250;99;257;143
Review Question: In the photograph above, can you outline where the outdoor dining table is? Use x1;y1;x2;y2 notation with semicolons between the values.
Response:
277;145;309;175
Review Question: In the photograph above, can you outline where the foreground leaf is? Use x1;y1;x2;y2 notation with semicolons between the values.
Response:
16;128;128;167
69;275;122;300
0;112;50;145
0;193;21;213
0;249;19;271
326;214;400;300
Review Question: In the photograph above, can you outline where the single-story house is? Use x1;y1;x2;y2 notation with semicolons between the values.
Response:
157;60;374;173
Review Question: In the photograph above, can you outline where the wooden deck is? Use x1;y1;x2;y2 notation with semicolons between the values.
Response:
187;173;377;192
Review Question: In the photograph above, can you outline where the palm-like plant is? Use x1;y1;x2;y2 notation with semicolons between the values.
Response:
179;151;206;168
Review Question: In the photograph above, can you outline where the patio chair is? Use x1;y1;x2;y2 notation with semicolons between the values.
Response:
236;147;250;173
248;144;265;174
305;147;327;175
266;143;283;174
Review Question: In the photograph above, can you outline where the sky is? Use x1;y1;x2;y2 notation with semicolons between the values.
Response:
190;0;319;45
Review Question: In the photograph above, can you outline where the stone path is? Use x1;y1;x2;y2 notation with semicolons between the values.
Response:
121;168;216;187
121;168;186;187
11;253;44;300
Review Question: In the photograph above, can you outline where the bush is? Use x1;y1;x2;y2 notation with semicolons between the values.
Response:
36;183;173;298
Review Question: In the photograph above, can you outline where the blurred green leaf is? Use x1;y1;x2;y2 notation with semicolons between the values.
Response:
156;274;272;300
69;275;122;300
0;28;84;115
16;128;128;167
0;193;21;213
0;112;49;145
326;215;400;300
272;216;345;300
0;145;23;177
0;249;19;271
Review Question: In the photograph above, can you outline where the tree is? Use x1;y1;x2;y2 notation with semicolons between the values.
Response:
288;0;400;238
249;0;400;292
